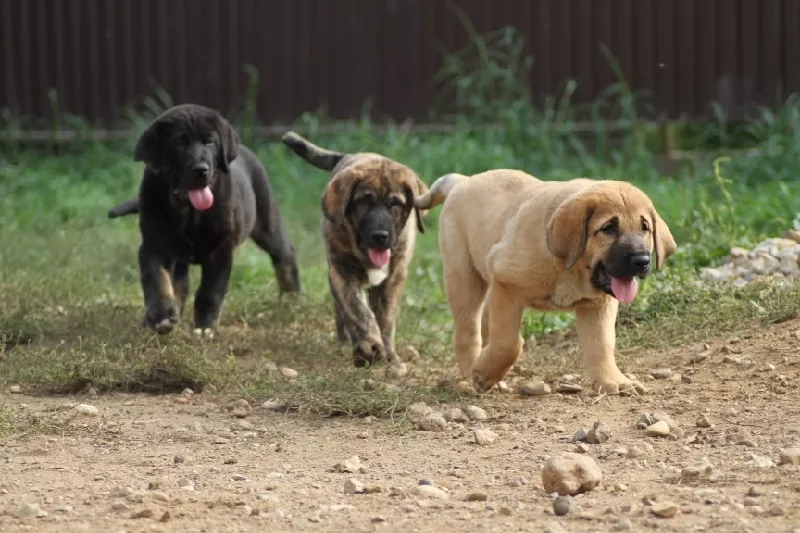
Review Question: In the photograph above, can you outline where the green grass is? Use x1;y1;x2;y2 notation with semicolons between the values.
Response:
3;27;800;420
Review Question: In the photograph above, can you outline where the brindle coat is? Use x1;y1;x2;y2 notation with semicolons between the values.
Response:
282;131;428;366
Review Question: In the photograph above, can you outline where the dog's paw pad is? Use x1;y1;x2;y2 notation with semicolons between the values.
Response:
192;328;215;339
155;318;175;334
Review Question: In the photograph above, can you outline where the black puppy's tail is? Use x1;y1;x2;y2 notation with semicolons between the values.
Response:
108;198;139;218
281;131;345;171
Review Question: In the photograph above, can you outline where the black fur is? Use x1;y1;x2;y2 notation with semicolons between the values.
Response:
109;104;301;334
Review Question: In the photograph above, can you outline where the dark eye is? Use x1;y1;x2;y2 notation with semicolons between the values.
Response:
601;222;617;234
642;220;651;232
389;198;405;209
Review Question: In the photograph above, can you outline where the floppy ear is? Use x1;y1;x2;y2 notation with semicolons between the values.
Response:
214;114;240;172
651;210;677;270
546;195;595;270
134;119;169;169
321;175;357;225
404;176;428;234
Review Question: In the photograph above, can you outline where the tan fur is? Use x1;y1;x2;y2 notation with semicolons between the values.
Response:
416;169;677;394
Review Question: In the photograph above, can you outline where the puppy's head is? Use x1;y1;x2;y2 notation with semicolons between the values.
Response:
134;104;240;211
321;156;427;268
546;181;677;304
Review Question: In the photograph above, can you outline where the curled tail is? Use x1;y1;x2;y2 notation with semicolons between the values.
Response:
414;173;469;209
281;131;346;171
108;198;139;218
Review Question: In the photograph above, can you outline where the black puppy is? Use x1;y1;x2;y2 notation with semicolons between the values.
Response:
109;104;301;335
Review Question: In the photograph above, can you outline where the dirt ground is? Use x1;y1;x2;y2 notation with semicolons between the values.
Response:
2;320;800;533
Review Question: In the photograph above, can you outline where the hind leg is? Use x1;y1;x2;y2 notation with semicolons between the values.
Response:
472;281;525;391
251;227;301;295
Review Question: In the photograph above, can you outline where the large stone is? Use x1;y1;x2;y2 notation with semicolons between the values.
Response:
541;452;602;495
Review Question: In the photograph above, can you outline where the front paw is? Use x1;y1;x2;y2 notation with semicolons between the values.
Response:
192;327;216;340
144;301;180;334
353;339;386;368
591;369;647;396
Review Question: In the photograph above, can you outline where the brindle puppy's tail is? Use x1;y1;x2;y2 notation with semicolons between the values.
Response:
108;198;139;218
414;173;469;210
281;131;345;171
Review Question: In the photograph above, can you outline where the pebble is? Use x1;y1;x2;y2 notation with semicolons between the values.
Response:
177;478;194;490
9;385;22;394
261;399;283;410
406;402;432;421
572;427;589;442
111;501;130;511
465;492;488;502
651;368;673;380
131;509;154;519
556;382;582;394
553;495;571;516
173;454;185;464
611;518;633;531
508;476;528;487
333;455;366;474
212;437;230;444
779;448;800;465
386;361;408;379
54;505;73;513
15;503;47;518
279;367;298;381
768;505;785;516
743;496;759;507
541;452;602;495
413;485;449;500
748;455;776;468
651;501;679;518
682;457;716;479
587;421;611;444
344;478;365;494
520;380;551;396
696;415;713;428
645;420;671;437
418;412;448;432
465;405;487;421
74;404;99;417
442;408;468;423
626;443;654;458
473;429;497;445
231;474;248;481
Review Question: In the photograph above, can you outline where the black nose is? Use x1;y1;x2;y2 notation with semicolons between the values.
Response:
193;163;210;177
370;230;390;246
630;253;651;271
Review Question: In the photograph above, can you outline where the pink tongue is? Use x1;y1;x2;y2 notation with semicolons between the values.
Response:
368;248;392;267
188;187;214;211
611;277;638;304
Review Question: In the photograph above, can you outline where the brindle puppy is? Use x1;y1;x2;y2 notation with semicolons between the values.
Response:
108;104;301;336
281;131;428;366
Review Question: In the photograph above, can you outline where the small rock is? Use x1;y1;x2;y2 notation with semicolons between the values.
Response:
344;478;365;494
508;476;527;487
682;457;716;478
626;443;654;458
232;407;248;419
465;405;487;421
9;385;22;394
54;505;73;513
177;478;194;490
418;479;435;486
768;505;784;516
748;455;776;468
696;415;713;428
414;485;449;500
651;501;679;518
261;399;283;410
418;412;448;432
15;503;47;518
231;474;248;481
651;368;673;380
131;508;154;519
111;501;130;511
611;518;633;531
520;380;551;396
159;511;171;522
473;429;497;445
173;454;185;464
779;448;800;465
553;495;571;516
386;361;408;379
279;367;298;381
556;382;582;394
645;420;671;437
212;436;230;445
572;427;589;443
587;421;611;444
465;492;488;502
406;402;432;421
74;404;99;417
636;413;654;429
743;496;759;507
747;486;764;497
541;452;602;495
442;408;468;423
652;411;684;437
333;455;366;474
